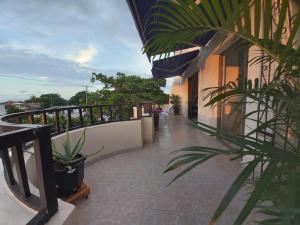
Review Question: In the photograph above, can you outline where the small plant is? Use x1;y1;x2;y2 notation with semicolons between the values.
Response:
170;94;180;115
52;128;103;166
52;128;103;197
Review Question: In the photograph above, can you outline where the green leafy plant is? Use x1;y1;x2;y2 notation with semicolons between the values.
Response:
52;128;103;166
170;94;181;114
145;0;300;224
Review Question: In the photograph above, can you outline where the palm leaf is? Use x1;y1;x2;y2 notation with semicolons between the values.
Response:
209;158;261;225
233;162;278;225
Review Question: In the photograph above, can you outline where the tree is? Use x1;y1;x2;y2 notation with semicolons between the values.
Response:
39;93;67;108
25;95;40;103
6;106;23;114
90;72;169;105
69;91;87;106
146;0;300;224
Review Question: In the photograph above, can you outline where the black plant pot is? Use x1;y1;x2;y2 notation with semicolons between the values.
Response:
54;154;85;198
154;113;159;130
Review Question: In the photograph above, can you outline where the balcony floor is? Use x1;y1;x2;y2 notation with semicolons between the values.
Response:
75;115;254;225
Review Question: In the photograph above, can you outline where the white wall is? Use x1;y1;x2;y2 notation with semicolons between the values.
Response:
198;55;222;127
170;76;189;117
142;116;154;143
52;120;144;164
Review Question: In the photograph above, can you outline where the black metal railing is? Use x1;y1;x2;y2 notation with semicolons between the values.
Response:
0;103;152;225
2;103;153;136
0;124;58;225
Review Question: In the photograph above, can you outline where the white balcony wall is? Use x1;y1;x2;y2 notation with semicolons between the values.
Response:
52;120;143;164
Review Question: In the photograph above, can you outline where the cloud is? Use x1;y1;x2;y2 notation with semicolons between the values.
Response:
0;0;161;101
0;47;94;82
69;44;99;65
38;76;49;81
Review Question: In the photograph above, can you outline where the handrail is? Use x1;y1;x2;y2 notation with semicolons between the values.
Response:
1;103;153;136
0;102;153;225
0;124;58;225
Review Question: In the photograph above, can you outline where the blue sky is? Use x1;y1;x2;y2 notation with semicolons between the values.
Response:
0;0;170;102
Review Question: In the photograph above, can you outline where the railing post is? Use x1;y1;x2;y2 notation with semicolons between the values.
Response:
89;107;94;125
33;126;58;215
55;110;60;133
41;112;47;125
79;108;84;127
0;148;16;185
100;106;104;123
109;106;113;122
11;144;31;198
137;104;142;119
28;114;35;124
149;103;153;116
67;109;72;129
119;105;123;121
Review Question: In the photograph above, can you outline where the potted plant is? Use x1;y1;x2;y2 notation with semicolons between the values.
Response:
170;94;180;115
152;108;162;130
52;128;103;197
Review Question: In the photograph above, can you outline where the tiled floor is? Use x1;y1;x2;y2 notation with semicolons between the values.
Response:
75;115;255;225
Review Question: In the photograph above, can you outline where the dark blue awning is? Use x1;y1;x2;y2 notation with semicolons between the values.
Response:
126;0;215;79
126;0;214;56
151;50;199;79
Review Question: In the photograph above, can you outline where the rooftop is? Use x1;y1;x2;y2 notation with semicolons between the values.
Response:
74;115;254;225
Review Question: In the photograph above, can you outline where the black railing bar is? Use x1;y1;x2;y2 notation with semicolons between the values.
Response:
33;127;58;214
27;209;57;225
1;103;151;122
0;126;47;148
1;148;16;185
11;143;31;198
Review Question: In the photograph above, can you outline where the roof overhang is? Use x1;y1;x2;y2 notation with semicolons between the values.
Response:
126;0;215;79
152;50;200;79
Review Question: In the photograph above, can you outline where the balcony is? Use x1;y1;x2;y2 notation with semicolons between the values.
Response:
0;104;253;225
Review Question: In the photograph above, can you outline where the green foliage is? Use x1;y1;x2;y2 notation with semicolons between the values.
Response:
52;128;103;166
6;106;23;114
170;94;180;114
68;91;86;106
170;94;180;106
90;72;169;105
146;0;300;224
24;95;40;103
38;93;67;108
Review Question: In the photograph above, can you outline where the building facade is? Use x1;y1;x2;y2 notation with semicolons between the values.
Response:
128;0;300;139
169;0;299;139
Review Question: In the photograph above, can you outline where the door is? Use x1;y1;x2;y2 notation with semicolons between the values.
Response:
188;73;198;120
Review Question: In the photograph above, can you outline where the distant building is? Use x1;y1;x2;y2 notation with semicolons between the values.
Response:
2;101;42;114
4;101;23;110
21;102;42;111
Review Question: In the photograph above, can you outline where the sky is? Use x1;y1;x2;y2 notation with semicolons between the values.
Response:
0;0;172;102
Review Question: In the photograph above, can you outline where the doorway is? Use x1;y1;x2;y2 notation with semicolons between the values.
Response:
188;73;198;120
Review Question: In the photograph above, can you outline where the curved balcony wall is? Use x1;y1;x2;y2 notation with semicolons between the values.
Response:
0;103;154;225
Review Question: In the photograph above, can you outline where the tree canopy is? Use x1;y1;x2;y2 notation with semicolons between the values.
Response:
38;93;67;108
68;91;86;106
89;72;169;105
